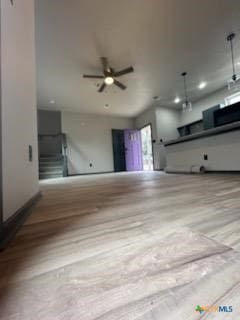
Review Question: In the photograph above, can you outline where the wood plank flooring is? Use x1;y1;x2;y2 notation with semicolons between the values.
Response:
1;171;240;319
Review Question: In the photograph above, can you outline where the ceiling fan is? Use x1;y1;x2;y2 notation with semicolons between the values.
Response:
83;57;134;92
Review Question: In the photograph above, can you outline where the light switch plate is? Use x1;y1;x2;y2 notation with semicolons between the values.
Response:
29;145;33;162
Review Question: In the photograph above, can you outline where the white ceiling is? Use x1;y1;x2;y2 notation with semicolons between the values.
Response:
35;0;240;117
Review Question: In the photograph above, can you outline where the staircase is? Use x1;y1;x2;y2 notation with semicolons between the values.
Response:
39;155;64;180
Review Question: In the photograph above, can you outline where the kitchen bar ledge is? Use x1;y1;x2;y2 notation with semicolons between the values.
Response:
164;121;240;146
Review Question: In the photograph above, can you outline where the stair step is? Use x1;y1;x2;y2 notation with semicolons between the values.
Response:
39;166;63;172
39;167;63;174
39;161;63;166
38;159;63;164
38;153;64;180
39;153;62;158
39;156;63;161
39;173;63;180
39;160;62;164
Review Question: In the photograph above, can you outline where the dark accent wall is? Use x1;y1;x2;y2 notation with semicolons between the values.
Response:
38;110;62;135
112;129;126;172
37;110;62;155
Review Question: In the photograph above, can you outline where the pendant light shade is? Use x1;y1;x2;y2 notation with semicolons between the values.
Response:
181;72;192;112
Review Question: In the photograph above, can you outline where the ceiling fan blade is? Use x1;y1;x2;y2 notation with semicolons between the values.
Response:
114;79;127;90
100;57;109;71
83;75;104;79
98;82;106;92
114;66;134;77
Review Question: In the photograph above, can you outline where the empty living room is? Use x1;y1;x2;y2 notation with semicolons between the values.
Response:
1;0;240;319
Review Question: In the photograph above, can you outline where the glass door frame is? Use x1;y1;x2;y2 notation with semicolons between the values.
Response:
140;123;155;171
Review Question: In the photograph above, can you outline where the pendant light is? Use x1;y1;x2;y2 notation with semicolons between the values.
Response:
227;33;240;91
181;72;192;111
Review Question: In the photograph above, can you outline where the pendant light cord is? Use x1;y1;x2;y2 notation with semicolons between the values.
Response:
227;33;237;81
182;72;189;104
230;39;236;78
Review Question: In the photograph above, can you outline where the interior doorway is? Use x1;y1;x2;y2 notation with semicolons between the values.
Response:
112;130;126;172
112;129;143;172
140;124;154;171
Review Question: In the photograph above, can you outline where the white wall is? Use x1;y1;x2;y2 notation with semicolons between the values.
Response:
1;0;39;221
62;112;133;174
155;107;180;141
155;107;180;170
179;87;229;126
134;106;159;169
134;107;158;140
166;130;240;171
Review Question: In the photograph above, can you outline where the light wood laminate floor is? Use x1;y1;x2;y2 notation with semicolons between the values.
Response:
1;172;240;319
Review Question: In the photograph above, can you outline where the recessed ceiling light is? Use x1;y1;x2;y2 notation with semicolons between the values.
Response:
104;77;114;86
174;97;181;104
104;104;109;109
199;82;207;89
49;99;55;104
237;62;240;66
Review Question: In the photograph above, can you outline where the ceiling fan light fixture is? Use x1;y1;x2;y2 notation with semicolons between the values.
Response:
104;76;114;86
83;58;133;92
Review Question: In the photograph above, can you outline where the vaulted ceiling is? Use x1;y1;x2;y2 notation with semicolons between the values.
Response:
35;0;240;117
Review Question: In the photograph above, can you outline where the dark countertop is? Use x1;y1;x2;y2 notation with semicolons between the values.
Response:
164;121;240;146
